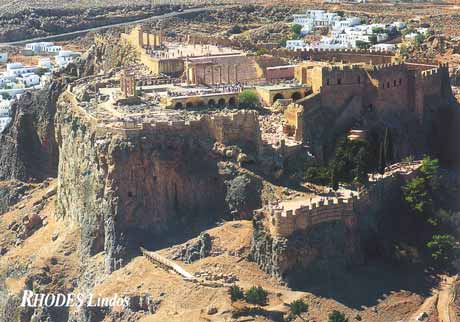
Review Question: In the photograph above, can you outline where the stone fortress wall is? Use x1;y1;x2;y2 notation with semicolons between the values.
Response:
296;60;450;120
62;89;261;153
295;48;396;65
257;161;422;238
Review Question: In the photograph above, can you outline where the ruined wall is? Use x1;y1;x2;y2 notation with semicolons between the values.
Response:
186;55;258;85
284;104;304;142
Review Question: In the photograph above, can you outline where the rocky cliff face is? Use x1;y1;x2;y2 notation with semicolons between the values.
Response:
0;36;133;183
0;80;63;181
250;172;417;284
250;213;361;283
55;95;262;272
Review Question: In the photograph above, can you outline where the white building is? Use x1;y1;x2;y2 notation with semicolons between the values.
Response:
391;21;406;30
25;42;62;54
288;10;396;50
417;28;430;36
38;57;52;69
371;43;396;51
405;32;419;41
6;63;37;77
0;53;8;63
0;98;12;132
286;40;308;50
55;51;81;68
333;17;361;31
18;73;40;87
293;10;341;35
0;116;11;132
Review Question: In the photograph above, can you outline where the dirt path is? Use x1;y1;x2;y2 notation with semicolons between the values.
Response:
437;275;459;322
407;292;438;322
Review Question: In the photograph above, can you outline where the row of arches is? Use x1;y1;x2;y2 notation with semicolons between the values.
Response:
174;96;237;109
273;91;303;102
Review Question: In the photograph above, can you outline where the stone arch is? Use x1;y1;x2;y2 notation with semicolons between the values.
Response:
218;98;226;107
291;92;302;101
196;101;206;109
208;99;216;107
228;97;236;107
273;93;284;102
186;102;194;109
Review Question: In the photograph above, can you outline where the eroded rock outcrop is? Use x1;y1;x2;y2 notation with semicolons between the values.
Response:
0;81;63;181
55;93;262;271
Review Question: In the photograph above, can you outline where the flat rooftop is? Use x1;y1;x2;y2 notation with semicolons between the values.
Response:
149;43;241;60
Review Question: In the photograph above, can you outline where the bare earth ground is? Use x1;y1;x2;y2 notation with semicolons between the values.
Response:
0;182;459;321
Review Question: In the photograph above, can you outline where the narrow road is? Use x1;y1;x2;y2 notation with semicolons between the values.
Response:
0;6;222;47
438;275;459;322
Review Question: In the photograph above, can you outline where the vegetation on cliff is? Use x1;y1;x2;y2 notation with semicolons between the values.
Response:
402;156;460;266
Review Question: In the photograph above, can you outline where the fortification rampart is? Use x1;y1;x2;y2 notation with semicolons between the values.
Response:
297;61;450;117
61;90;261;153
258;161;422;238
296;48;395;65
257;195;358;237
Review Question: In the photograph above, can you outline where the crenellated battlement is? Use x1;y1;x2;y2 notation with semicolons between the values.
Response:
294;48;395;55
370;61;405;72
258;194;360;237
414;64;449;81
257;161;422;238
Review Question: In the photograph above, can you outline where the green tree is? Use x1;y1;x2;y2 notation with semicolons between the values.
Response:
291;24;303;36
427;234;458;263
330;165;339;192
383;128;393;164
369;35;378;45
304;166;330;186
290;299;309;317
378;141;386;175
355;40;370;49
328;310;348;322
238;90;260;109
229;285;244;302
372;27;385;34
354;146;369;183
35;67;48;77
245;286;268;305
256;48;269;56
415;33;425;46
229;24;242;34
403;156;440;216
403;176;430;214
419;156;440;191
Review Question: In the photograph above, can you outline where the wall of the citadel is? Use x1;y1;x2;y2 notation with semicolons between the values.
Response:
297;49;395;65
261;197;357;238
314;66;367;109
261;163;421;239
299;63;449;119
365;64;411;113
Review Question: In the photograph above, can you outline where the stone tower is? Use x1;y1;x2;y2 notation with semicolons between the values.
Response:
120;69;136;98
